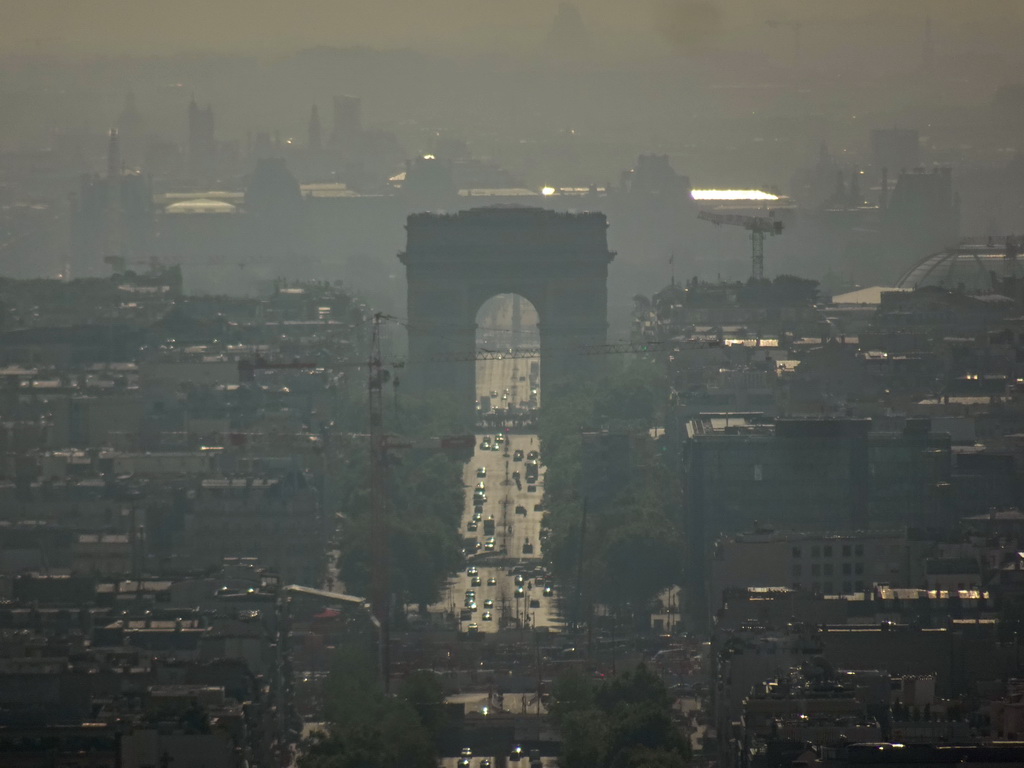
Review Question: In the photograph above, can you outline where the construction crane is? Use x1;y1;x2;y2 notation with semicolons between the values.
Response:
368;314;393;690
407;339;669;364
697;209;783;281
237;355;321;382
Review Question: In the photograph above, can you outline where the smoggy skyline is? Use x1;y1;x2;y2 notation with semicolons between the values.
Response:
3;0;1023;60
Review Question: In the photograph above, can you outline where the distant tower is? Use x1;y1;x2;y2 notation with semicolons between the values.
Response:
544;2;588;54
106;129;122;179
308;104;322;151
117;92;144;167
71;129;154;277
188;95;216;178
923;17;934;74
330;95;362;153
245;157;304;260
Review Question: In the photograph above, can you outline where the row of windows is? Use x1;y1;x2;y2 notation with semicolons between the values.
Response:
793;580;865;593
793;562;864;577
793;544;864;559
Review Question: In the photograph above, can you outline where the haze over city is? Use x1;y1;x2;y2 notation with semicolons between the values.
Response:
4;2;1024;767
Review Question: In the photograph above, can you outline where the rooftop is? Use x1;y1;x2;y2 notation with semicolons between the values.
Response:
896;241;1024;291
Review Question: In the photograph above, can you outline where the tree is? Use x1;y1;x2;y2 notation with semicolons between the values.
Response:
556;665;691;768
604;704;690;768
397;671;448;739
323;642;381;726
610;746;688;768
335;445;465;608
596;515;683;610
559;709;607;768
547;667;597;726
595;664;672;713
304;646;439;768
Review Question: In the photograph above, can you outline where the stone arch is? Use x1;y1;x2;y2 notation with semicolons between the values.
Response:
399;207;614;416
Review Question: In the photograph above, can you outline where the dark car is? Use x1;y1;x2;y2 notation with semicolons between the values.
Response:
513;449;524;461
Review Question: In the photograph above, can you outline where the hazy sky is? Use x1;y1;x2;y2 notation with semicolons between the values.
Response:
3;0;1023;58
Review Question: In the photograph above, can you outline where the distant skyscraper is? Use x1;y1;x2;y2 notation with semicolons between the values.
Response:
923;17;934;74
330;95;362;153
308;105;322;151
106;129;122;179
188;96;216;179
544;2;588;54
70;130;153;276
116;92;144;168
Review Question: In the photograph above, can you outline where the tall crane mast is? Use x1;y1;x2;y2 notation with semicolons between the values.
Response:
697;209;783;281
368;313;395;691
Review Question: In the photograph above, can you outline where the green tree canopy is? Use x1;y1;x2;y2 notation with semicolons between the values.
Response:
302;645;439;768
552;664;691;768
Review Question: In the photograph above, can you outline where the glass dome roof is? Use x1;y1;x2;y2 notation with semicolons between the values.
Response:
896;242;1022;292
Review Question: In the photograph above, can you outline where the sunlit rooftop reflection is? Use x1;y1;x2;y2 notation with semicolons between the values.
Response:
691;189;780;201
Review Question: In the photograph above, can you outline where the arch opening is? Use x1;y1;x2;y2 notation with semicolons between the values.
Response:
474;293;540;426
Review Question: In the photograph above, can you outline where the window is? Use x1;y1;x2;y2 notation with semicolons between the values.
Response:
854;563;864;575
824;545;833;557
754;464;763;481
811;546;821;558
842;581;853;593
855;544;864;557
824;563;834;576
811;563;821;576
855;580;865;591
792;546;802;559
824;582;834;593
812;582;821;592
842;544;851;557
842;563;852;575
792;564;802;578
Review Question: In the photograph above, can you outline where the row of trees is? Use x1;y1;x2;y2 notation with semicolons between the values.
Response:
538;358;683;624
300;641;447;768
327;389;471;610
549;664;692;768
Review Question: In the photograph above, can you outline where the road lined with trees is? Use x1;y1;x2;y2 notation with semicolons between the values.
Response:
537;357;683;630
